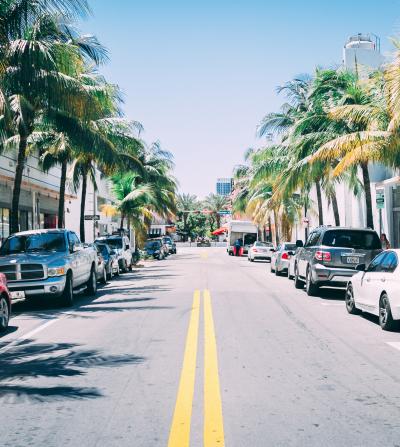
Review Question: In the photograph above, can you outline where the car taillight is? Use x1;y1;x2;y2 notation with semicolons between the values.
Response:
281;252;289;260
0;273;6;285
315;251;331;262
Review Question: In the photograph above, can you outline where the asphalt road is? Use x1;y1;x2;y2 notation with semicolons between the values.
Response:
2;247;400;447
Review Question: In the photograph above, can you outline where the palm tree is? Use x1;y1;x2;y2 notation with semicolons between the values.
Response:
176;193;198;240
203;194;229;230
0;2;99;234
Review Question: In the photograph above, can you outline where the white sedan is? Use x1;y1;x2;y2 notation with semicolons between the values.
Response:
345;249;400;331
248;241;275;262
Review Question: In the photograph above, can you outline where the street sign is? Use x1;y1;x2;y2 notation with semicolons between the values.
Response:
84;215;101;221
218;210;232;215
376;191;385;209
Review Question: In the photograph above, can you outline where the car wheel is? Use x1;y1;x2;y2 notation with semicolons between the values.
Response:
86;267;97;296
60;273;74;307
250;257;254;262
294;265;304;289
345;284;360;315
379;293;398;331
100;267;107;284
0;295;9;331
270;262;275;273
275;265;280;276
288;269;294;280
107;267;112;281
306;267;319;296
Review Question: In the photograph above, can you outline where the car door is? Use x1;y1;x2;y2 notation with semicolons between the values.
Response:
299;231;319;278
358;252;387;311
379;251;399;315
68;232;81;287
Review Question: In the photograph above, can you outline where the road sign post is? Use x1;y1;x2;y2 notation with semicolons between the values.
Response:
376;190;384;235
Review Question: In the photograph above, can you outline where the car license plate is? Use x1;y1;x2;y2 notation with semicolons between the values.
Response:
346;256;359;264
10;291;25;300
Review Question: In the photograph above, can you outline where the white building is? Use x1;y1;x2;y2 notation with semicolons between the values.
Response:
0;151;66;241
65;169;119;243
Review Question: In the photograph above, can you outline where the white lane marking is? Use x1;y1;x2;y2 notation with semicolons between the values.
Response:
386;342;400;351
0;318;59;354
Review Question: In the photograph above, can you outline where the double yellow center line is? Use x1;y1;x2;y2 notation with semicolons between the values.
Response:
168;290;224;447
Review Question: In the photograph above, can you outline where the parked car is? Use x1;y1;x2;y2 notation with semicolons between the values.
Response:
95;235;133;273
0;273;11;331
144;239;167;260
288;240;304;279
270;242;297;276
87;244;107;284
248;241;275;262
0;229;98;306
294;226;382;296
95;242;119;280
162;236;177;254
345;249;400;331
197;238;211;247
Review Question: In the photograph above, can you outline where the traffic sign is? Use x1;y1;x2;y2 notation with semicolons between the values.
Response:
376;191;385;209
84;215;101;221
218;210;232;215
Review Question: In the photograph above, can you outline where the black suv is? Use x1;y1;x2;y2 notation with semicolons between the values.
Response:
294;226;382;295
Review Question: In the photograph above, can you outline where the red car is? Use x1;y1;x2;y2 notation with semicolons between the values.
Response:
0;273;11;331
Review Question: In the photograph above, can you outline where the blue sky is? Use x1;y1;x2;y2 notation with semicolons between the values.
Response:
85;0;400;198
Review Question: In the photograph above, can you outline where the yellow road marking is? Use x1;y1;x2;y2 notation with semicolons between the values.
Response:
203;290;225;446
168;291;201;447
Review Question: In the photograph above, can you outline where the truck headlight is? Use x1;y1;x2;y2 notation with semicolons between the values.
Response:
48;267;66;277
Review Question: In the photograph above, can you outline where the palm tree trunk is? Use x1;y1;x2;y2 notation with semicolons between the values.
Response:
361;162;374;229
331;192;340;226
315;180;324;226
57;159;68;229
80;173;87;242
216;213;221;229
120;214;125;229
183;213;188;241
10;136;28;234
273;209;279;246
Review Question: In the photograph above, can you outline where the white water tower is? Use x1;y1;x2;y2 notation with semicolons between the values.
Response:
343;33;384;77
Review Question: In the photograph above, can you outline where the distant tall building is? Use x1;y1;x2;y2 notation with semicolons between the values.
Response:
343;33;384;76
216;178;233;196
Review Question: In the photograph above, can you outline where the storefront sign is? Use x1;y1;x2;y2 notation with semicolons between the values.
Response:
376;191;385;209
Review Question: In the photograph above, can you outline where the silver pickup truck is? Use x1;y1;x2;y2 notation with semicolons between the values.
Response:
0;229;98;306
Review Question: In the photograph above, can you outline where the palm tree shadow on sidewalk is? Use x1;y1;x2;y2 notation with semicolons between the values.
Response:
0;340;144;403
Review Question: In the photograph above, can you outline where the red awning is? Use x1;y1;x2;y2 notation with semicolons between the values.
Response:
212;227;227;236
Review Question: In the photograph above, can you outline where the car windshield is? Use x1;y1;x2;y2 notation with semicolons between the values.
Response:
0;232;66;255
255;242;272;247
145;241;160;249
102;238;123;249
96;244;109;256
322;230;381;250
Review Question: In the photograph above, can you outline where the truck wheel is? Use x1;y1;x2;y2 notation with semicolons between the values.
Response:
60;273;74;307
86;267;97;296
0;295;9;331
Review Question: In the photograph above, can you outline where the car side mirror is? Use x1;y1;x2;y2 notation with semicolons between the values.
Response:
296;240;304;248
70;243;80;253
287;251;295;256
270;248;275;252
125;245;130;250
356;263;366;271
110;250;116;256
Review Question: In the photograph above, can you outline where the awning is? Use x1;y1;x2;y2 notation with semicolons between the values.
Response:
212;227;227;236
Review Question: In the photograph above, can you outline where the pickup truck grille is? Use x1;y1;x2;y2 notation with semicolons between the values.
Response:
21;264;44;280
0;265;17;281
0;264;44;281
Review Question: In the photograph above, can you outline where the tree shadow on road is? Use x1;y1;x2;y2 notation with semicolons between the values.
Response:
0;340;144;403
303;287;346;301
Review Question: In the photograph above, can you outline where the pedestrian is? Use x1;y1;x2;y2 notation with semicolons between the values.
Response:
380;233;391;250
234;238;242;256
